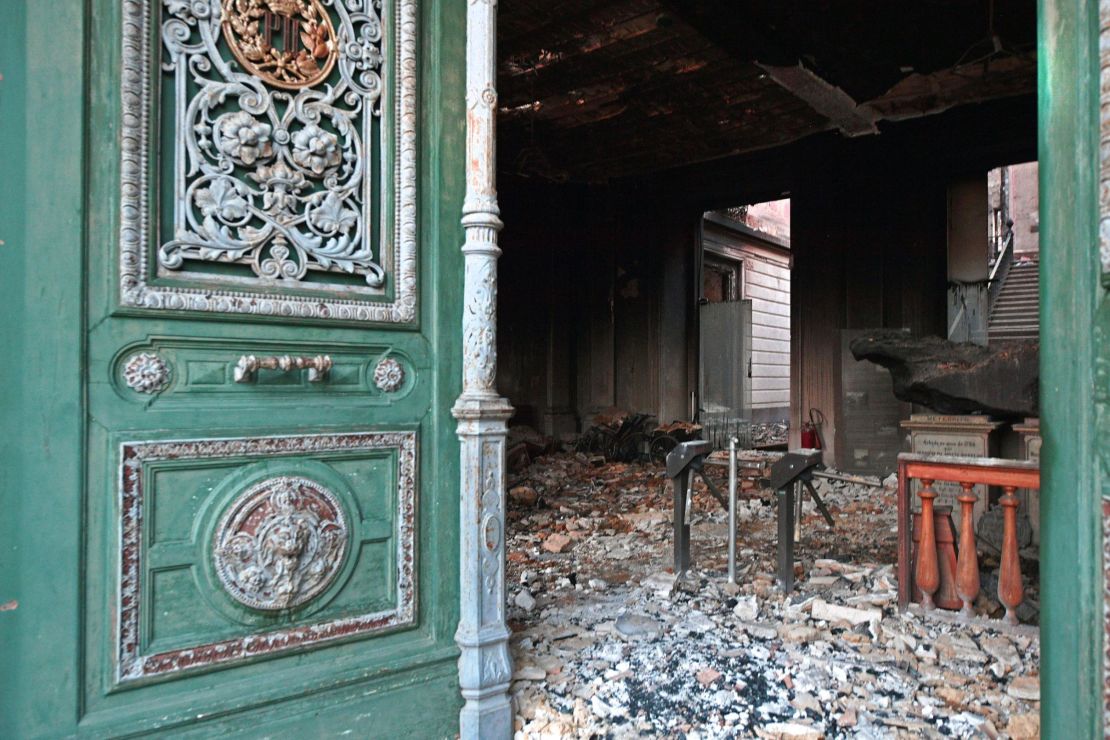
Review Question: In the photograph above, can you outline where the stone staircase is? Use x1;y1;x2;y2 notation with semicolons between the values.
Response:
988;260;1039;343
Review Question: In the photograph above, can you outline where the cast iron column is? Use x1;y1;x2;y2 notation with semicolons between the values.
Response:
453;0;514;736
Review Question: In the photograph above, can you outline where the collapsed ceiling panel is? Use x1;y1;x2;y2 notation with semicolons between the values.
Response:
498;0;1037;182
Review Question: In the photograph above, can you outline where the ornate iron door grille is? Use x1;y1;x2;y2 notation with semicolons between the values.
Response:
119;0;418;323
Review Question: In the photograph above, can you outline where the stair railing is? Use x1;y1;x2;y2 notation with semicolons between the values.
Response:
987;227;1015;315
947;279;989;343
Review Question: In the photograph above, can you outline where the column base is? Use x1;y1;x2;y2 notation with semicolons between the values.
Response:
459;691;513;740
455;391;513;739
457;629;513;738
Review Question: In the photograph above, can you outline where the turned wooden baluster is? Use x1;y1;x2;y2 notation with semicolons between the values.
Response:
954;481;980;618
915;479;940;609
998;486;1023;625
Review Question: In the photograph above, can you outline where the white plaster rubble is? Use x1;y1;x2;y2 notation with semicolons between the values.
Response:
503;453;1042;738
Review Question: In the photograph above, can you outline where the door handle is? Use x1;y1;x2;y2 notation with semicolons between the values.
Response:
234;354;333;383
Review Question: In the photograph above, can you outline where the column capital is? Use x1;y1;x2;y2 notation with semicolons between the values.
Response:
453;395;513;420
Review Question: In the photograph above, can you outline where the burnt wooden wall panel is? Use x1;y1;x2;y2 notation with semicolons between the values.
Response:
790;163;947;468
895;185;949;336
497;178;700;429
791;187;846;460
497;213;554;428
658;216;696;423
577;209;618;420
498;179;598;429
613;231;661;415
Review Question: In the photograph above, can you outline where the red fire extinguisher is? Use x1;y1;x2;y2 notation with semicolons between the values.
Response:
801;408;825;450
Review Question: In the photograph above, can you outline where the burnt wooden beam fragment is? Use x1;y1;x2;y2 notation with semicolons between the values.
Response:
849;330;1039;419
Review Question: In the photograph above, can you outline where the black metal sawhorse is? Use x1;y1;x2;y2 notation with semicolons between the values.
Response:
665;441;728;575
666;444;842;591
767;450;837;593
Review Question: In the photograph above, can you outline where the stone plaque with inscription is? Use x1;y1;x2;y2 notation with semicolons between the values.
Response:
901;414;1003;532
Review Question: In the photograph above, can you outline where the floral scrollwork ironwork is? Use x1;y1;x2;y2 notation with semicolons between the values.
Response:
159;0;386;287
212;475;348;610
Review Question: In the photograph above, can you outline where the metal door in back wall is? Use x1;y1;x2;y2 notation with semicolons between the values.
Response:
0;0;466;736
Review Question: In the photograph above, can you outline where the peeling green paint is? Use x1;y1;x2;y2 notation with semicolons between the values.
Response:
1039;0;1104;737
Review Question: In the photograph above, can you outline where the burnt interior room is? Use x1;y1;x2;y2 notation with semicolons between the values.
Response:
495;0;1037;462
496;2;1044;735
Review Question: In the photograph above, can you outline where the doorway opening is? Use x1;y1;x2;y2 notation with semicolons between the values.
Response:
700;199;792;450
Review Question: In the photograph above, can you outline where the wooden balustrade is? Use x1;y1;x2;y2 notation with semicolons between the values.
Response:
914;478;939;609
955;481;979;618
897;453;1040;624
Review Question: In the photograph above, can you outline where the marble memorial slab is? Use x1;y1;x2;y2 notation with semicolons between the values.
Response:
901;414;1002;532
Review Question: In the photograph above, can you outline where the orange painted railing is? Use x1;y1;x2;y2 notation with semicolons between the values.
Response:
897;453;1040;624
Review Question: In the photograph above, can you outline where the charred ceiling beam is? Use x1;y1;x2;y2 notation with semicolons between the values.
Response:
756;62;879;137
621;95;1037;208
656;1;804;69
496;1;1037;183
499;61;827;182
501;1;666;75
859;56;1037;123
659;2;879;137
499;0;659;59
498;30;710;112
755;56;1036;141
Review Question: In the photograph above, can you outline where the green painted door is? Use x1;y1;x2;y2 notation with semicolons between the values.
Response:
0;0;465;736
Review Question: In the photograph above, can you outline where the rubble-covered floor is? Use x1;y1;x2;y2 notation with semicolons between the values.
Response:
506;454;1041;739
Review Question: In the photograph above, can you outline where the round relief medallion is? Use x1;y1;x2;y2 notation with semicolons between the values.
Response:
123;352;171;394
373;356;405;393
220;0;339;90
213;476;348;611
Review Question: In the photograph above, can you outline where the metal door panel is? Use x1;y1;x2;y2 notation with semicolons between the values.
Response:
699;299;753;417
112;431;415;684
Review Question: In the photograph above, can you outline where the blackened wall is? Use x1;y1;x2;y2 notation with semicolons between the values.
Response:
790;163;948;467
496;176;697;433
497;157;950;453
496;97;1036;447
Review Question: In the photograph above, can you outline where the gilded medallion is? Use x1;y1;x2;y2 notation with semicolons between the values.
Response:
221;0;339;90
